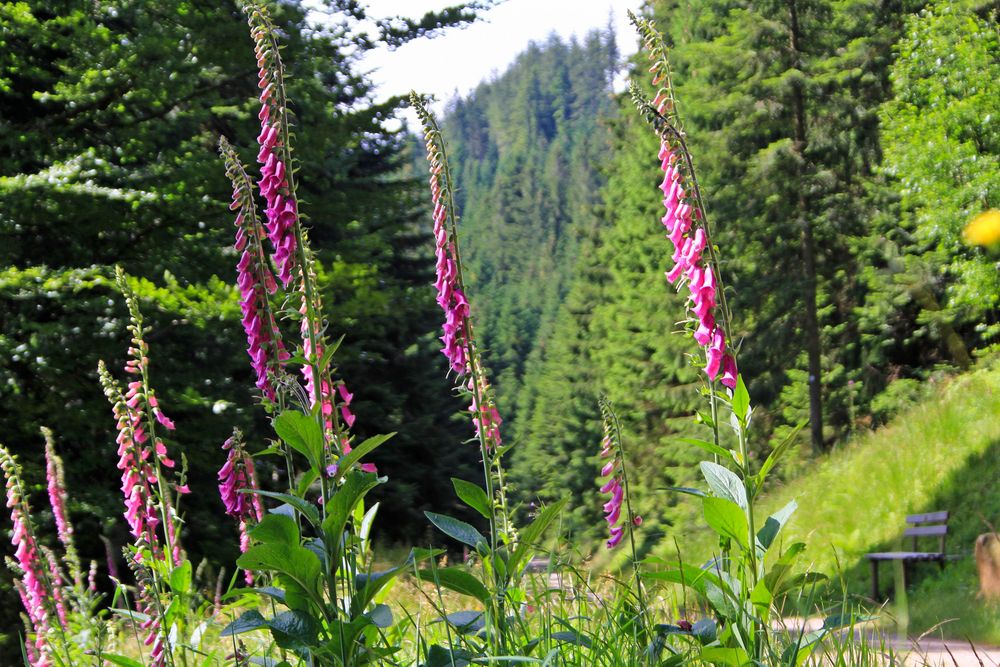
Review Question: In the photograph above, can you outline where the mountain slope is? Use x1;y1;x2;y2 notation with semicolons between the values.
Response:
442;30;619;421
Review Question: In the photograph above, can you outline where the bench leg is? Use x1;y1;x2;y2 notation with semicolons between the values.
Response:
871;560;879;600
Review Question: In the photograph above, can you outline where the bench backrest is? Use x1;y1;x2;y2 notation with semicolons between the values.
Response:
904;511;949;553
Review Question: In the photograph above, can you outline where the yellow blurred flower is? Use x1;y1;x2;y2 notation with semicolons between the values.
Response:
964;209;1000;247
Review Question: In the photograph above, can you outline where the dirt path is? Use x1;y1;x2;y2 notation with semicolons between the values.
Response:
782;618;1000;665
886;637;1000;666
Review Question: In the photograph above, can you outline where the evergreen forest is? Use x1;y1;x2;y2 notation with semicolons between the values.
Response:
443;0;998;554
0;0;998;663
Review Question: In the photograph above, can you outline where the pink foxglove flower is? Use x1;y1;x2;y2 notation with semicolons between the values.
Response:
412;94;508;461
597;433;626;549
42;428;83;590
222;136;289;401
639;24;739;391
657;140;737;390
101;361;161;560
416;104;470;375
249;10;297;286
100;276;185;567
2;447;57;666
218;431;263;584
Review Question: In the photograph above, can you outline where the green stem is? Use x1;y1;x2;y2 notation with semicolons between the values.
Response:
608;407;650;642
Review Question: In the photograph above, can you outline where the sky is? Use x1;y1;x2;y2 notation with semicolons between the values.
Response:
337;0;643;126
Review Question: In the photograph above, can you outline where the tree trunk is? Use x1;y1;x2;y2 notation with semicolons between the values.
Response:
788;0;825;452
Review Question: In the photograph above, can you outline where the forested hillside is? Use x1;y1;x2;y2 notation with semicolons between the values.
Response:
438;0;1000;551
441;31;618;419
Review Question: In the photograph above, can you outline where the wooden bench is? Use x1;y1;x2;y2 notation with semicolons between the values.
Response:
866;511;949;600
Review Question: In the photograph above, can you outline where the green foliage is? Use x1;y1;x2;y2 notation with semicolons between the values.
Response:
873;0;1000;353
442;30;619;417
4;0;1000;661
678;358;1000;611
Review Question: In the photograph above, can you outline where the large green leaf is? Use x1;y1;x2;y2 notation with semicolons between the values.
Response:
425;511;487;549
273;410;324;472
678;437;732;460
699;461;748;509
510;496;568;574
103;655;144;667
756;421;805;491
253;490;320;528
731;374;750;424
750;577;773;621
220;610;268;637
322;470;382;566
365;603;393;628
763;542;807;596
332;433;394;482
268;610;319;653
702;497;749;550
251;513;300;546
642;561;722;597
237;544;322;603
756;499;797;552
414;566;490;602
169;561;192;595
451;477;491;519
699;646;751;666
421;645;475;667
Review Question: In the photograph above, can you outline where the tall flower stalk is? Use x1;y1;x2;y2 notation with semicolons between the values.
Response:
41;426;84;593
627;12;738;393
628;4;758;573
251;5;297;287
97;268;195;667
217;429;264;585
410;92;512;543
623;13;833;664
1;446;66;667
210;9;403;666
221;135;289;402
411;92;534;655
101;268;185;567
242;1;357;471
597;398;648;638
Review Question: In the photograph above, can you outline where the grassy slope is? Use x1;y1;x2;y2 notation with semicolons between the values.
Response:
661;357;1000;640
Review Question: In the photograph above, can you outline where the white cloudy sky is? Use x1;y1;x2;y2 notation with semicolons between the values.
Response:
319;0;643;125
